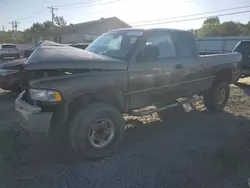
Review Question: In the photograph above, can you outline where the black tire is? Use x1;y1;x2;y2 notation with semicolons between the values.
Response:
203;81;230;112
69;102;125;159
157;105;185;123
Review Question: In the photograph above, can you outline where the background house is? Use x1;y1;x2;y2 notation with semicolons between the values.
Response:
32;17;131;46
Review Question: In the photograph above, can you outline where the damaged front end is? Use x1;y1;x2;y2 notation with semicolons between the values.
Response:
15;42;127;136
16;68;91;135
15;70;80;137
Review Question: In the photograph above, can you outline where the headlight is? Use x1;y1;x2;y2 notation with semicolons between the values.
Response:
0;69;19;76
29;89;62;102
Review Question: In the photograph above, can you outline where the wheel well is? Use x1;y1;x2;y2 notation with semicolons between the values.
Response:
214;68;232;84
67;90;127;121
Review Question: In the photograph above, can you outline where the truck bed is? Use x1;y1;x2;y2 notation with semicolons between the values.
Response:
200;52;242;83
200;52;242;68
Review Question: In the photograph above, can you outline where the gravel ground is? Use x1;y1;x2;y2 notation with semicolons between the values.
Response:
0;84;250;188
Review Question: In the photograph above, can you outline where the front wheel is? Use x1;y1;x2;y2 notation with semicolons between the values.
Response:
203;82;230;112
69;102;125;159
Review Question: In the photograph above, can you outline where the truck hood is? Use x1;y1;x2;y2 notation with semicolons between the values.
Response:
24;44;127;71
0;58;26;69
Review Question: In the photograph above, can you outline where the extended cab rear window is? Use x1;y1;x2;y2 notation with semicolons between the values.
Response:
172;31;198;57
2;45;16;49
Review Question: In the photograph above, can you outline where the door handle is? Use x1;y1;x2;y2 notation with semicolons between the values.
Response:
175;64;182;69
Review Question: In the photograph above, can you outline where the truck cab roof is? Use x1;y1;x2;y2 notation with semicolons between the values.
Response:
109;28;188;33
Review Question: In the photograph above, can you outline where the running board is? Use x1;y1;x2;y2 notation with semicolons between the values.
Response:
131;103;181;116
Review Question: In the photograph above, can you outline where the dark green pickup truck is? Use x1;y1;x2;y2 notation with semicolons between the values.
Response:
233;40;250;77
15;28;241;159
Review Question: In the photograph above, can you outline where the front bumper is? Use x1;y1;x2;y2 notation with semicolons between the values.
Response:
15;91;53;135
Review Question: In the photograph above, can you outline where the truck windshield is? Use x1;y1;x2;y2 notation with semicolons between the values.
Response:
86;31;142;60
233;42;250;55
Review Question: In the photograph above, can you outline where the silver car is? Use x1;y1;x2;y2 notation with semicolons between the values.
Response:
0;44;20;59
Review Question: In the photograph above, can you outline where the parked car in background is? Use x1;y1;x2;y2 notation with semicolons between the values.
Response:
233;40;250;77
0;58;26;91
23;46;35;58
15;28;241;159
0;40;76;91
0;44;20;59
22;41;46;58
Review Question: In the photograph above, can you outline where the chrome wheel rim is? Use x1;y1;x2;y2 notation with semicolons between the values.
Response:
217;88;226;104
88;118;115;148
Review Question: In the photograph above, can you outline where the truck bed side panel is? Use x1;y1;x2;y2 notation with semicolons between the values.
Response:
200;52;242;82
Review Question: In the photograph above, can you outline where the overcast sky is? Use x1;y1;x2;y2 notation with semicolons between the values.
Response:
0;0;250;31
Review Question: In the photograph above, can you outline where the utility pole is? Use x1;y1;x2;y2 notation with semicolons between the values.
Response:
8;21;19;39
8;21;15;31
47;6;58;26
14;21;20;31
1;25;4;31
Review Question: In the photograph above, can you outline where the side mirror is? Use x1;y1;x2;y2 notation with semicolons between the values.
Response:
141;44;159;60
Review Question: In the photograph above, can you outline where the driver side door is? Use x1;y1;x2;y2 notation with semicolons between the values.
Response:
128;30;180;109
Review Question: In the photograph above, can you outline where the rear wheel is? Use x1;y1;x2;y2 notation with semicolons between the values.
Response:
203;81;230;112
69;102;125;159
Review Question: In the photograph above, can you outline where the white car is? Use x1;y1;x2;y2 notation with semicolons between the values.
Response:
0;44;20;59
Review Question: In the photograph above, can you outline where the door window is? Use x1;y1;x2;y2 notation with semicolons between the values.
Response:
144;31;176;58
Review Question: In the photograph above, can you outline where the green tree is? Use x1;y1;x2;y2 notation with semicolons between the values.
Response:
219;21;240;36
22;17;66;43
237;23;249;36
203;17;220;25
54;16;67;26
196;17;250;37
0;30;26;43
197;23;221;37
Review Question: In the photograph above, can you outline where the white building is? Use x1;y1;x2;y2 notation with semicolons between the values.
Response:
32;17;131;46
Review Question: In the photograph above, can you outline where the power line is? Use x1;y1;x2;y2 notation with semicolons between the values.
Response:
58;0;122;9
77;8;114;16
130;5;250;25
132;9;250;27
16;9;47;21
5;9;47;25
58;0;195;15
53;0;102;8
54;0;194;8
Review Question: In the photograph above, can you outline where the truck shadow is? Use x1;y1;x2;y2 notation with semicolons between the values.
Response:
234;82;250;96
1;100;250;185
0;91;19;101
